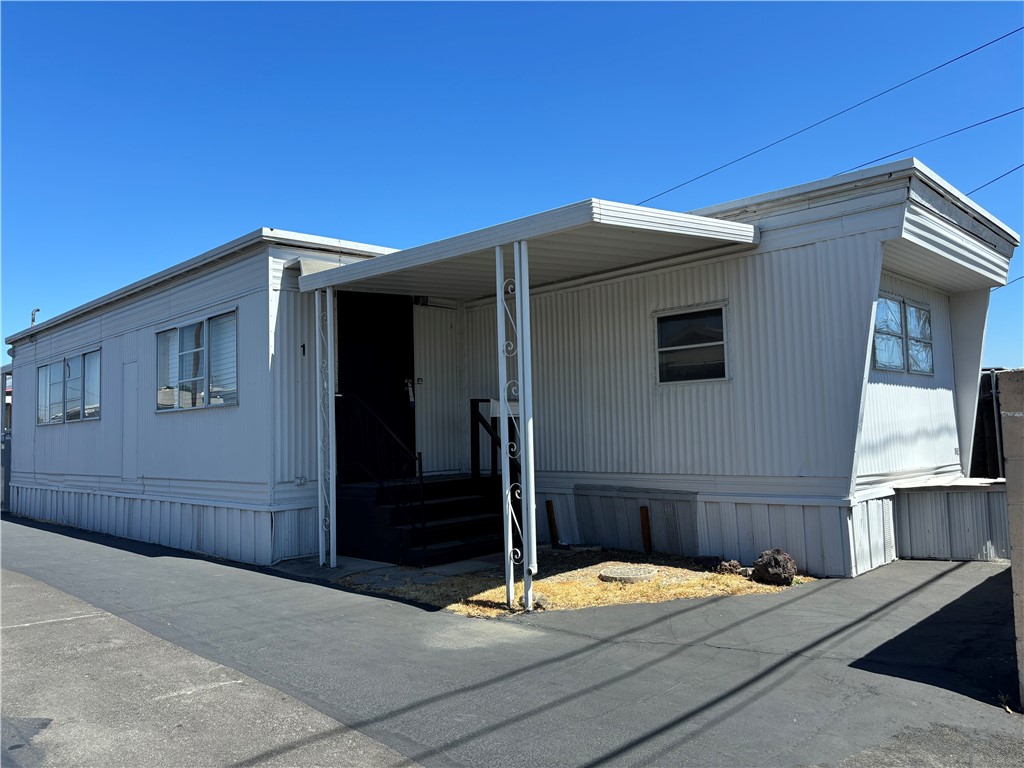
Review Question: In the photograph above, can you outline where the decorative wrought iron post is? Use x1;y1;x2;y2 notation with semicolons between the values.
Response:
515;240;538;607
495;241;538;610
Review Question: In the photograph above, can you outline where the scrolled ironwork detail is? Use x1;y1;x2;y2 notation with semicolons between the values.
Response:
510;547;523;565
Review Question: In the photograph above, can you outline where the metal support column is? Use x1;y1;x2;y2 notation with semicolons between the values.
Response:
514;240;537;609
327;288;338;568
495;245;516;608
495;241;537;611
315;289;331;566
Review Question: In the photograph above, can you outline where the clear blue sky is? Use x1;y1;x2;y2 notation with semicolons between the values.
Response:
2;2;1022;367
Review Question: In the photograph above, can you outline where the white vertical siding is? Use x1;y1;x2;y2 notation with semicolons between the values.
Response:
10;486;277;565
895;488;1010;561
848;498;896;576
413;305;465;473
457;233;880;482
545;485;859;577
855;272;959;480
697;500;855;577
13;251;275;498
270;279;318;488
271;507;319;562
534;491;582;545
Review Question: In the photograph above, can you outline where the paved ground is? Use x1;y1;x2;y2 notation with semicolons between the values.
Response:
1;515;1021;767
1;569;417;768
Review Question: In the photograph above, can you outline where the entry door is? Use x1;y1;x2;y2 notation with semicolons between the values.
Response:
336;292;415;482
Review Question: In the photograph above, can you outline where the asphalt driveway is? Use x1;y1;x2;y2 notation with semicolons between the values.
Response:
1;515;1020;767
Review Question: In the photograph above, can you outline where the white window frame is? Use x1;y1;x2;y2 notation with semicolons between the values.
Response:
653;301;729;385
36;349;102;425
156;310;238;412
872;295;934;376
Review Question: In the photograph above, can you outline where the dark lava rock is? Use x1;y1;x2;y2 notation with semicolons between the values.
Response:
752;548;797;586
717;559;742;575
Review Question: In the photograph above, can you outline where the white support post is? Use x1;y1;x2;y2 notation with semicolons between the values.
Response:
514;241;537;611
495;245;515;608
327;288;338;568
315;290;328;567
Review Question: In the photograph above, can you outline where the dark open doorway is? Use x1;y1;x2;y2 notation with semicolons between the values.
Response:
335;291;416;484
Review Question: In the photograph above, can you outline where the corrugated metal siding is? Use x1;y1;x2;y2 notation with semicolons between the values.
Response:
855;272;959;479
413;305;465;473
848;498;896;576
555;485;858;577
14;253;275;503
10;486;277;565
271;507;319;562
534;491;582;545
271;284;318;486
698;500;854;577
894;488;1009;561
573;487;698;555
462;234;879;481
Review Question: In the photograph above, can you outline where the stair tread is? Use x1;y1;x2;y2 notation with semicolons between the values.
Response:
395;513;500;531
379;495;491;509
418;534;503;552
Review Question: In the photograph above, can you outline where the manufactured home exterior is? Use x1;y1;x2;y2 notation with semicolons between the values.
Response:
6;159;1018;577
5;230;395;564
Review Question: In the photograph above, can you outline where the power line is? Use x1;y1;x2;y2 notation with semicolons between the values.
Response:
969;163;1024;195
840;107;1023;173
992;275;1023;291
636;26;1024;206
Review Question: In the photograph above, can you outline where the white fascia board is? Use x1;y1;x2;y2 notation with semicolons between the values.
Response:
262;229;398;257
691;157;1019;246
298;199;757;293
6;228;395;344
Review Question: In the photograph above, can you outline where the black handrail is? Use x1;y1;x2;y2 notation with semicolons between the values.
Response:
470;399;521;528
337;393;425;539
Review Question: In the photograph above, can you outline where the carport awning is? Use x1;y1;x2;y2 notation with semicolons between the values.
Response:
298;198;758;299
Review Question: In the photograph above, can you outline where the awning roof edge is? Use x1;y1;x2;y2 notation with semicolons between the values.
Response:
298;198;758;294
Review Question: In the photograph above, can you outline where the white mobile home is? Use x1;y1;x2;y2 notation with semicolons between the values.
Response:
6;158;1018;578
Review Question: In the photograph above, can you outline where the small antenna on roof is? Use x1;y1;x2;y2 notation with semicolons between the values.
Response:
30;308;41;326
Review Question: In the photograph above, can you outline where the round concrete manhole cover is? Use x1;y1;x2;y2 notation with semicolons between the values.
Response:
598;565;657;583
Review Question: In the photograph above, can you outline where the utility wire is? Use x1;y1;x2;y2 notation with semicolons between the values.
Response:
969;163;1024;195
840;108;1023;173
636;26;1024;206
992;275;1023;291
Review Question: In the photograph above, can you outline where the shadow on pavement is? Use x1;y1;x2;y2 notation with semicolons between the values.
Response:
850;567;1019;710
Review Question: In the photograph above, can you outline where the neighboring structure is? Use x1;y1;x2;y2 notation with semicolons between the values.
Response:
996;369;1023;708
5;158;1018;580
1;363;11;512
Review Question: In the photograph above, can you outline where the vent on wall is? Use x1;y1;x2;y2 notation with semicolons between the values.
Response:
662;501;682;554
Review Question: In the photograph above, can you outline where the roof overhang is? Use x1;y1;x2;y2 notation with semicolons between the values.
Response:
6;228;396;345
298;199;758;299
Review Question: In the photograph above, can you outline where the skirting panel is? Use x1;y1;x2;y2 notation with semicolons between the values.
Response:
550;484;889;578
894;487;1009;561
271;506;319;562
10;485;319;566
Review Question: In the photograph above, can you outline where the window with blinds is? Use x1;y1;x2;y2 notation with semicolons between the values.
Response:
36;350;101;425
157;311;237;411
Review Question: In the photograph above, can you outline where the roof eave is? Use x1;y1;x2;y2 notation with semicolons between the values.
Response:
690;158;1019;247
298;198;758;293
6;228;397;345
